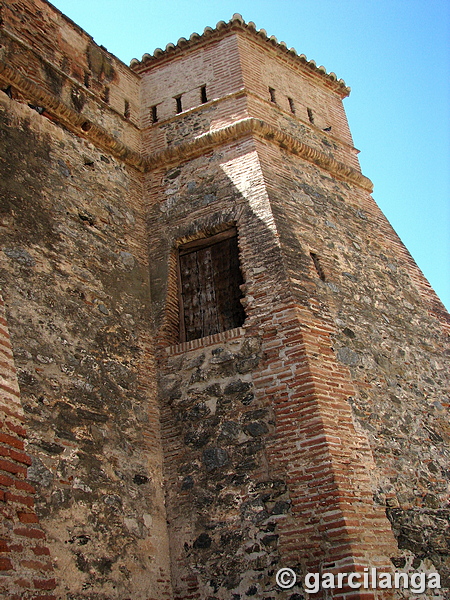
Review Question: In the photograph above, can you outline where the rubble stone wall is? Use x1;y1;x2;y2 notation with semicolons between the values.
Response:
0;91;172;599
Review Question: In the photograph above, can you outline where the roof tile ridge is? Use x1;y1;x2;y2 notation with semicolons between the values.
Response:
130;14;350;96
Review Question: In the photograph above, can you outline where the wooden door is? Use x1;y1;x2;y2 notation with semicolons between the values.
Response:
179;233;245;342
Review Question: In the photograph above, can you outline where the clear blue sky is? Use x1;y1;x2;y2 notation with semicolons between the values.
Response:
50;0;450;311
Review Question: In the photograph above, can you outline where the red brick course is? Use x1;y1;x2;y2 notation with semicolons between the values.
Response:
0;296;55;598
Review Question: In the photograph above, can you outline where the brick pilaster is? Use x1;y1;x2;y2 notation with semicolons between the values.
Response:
259;303;398;599
0;294;56;600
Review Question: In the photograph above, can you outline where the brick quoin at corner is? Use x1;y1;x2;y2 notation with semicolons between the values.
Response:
0;2;449;599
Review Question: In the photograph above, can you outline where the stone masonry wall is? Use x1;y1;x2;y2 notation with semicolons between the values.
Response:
146;133;401;599
0;93;172;599
1;3;449;598
257;136;450;590
159;332;285;600
146;140;295;599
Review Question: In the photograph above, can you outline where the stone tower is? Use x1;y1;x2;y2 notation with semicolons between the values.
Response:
0;2;448;599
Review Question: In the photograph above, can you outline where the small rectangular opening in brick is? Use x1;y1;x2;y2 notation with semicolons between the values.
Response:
151;105;158;123
269;87;276;103
201;85;208;104
307;107;314;124
288;97;295;114
124;100;130;119
310;252;326;281
175;95;182;114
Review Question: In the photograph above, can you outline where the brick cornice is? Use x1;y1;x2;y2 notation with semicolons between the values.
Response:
144;117;374;192
0;60;146;171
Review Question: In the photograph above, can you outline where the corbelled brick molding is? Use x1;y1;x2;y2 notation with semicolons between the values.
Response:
145;117;373;191
0;60;145;170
